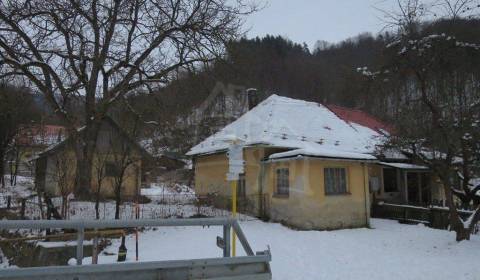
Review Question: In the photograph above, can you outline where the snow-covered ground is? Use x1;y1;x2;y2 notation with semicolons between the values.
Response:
76;218;480;280
0;176;35;198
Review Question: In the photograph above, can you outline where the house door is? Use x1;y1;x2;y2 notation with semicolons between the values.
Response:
407;172;430;205
407;172;419;204
420;173;431;205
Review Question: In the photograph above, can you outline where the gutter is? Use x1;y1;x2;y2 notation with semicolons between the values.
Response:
262;154;379;164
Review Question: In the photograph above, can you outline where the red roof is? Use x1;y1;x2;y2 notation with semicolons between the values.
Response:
16;125;66;146
326;105;393;135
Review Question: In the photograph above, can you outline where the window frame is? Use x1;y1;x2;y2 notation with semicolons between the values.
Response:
275;167;290;197
324;167;349;195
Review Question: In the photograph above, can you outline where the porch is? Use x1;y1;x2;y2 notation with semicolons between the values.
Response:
373;162;443;206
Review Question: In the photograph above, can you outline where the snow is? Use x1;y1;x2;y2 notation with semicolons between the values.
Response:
187;95;383;159
141;183;195;197
36;240;93;248
379;162;428;170
0;176;35;207
77;218;480;280
269;146;377;160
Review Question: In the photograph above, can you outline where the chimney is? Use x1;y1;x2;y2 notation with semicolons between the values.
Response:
246;88;259;110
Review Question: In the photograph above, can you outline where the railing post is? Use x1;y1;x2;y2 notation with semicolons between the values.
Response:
223;224;231;257
92;228;99;265
77;228;84;265
232;220;254;256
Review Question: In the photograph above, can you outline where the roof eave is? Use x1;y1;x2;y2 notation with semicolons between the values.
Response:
264;154;379;163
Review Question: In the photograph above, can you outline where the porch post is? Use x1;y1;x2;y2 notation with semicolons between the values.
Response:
417;173;422;204
404;171;409;204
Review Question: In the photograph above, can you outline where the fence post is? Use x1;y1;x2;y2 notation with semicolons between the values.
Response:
20;199;26;219
223;224;231;257
7;196;11;209
76;228;84;265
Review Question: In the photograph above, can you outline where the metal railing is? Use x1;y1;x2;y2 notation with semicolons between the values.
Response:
0;218;272;279
0;218;256;263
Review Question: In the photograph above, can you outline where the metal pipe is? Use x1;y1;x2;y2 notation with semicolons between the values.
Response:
0;255;272;278
0;217;236;230
232;221;254;256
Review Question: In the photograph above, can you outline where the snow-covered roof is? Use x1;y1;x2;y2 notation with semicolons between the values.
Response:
379;162;428;170
187;94;385;159
269;146;377;161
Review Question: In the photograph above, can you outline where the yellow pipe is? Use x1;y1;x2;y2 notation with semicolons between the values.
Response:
231;180;237;257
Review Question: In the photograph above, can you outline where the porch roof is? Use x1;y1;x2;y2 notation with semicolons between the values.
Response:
379;162;429;170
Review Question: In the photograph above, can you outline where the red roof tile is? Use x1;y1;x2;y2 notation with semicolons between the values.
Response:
326;104;393;135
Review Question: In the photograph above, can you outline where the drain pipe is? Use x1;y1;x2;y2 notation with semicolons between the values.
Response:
362;163;370;227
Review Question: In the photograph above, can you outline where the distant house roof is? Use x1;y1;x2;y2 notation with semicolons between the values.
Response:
187;94;386;160
37;117;149;159
326;105;393;135
16;125;66;146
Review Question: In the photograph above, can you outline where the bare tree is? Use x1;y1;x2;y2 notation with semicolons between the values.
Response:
0;84;38;187
0;0;257;198
92;149;110;219
49;151;76;218
370;0;480;241
109;115;142;220
433;0;479;20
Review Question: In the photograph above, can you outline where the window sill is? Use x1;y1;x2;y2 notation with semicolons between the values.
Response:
273;194;289;199
325;192;351;196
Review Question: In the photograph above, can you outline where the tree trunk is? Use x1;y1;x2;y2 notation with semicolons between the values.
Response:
443;180;471;241
73;124;100;199
115;187;121;220
454;225;471;241
95;193;100;220
13;149;19;186
0;148;5;187
74;154;93;199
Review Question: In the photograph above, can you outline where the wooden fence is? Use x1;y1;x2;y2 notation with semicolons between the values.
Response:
372;202;478;233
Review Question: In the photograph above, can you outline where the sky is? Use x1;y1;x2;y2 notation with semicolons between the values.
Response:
246;0;398;49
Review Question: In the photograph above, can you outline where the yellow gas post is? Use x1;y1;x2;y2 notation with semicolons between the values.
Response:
231;180;237;257
223;135;244;258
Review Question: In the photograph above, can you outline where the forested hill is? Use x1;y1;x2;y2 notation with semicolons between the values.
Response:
137;18;480;120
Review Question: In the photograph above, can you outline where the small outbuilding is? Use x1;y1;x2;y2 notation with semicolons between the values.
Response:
35;118;146;199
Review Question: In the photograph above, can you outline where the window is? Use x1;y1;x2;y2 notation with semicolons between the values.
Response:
369;177;380;193
275;168;289;196
105;162;120;177
324;168;347;195
237;174;246;197
383;168;398;192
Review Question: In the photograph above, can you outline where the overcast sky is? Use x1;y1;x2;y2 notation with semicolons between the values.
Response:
246;0;398;49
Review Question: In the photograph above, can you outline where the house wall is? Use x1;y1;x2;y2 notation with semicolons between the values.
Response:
194;152;229;195
194;147;267;196
193;147;371;230
41;149;141;199
264;158;370;230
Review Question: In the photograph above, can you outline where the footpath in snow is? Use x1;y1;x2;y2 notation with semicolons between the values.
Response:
80;218;480;280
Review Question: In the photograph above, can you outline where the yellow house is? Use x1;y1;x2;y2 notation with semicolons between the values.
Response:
35;118;145;199
188;93;445;230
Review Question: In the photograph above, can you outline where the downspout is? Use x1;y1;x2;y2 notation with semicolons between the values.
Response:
258;159;266;218
362;163;370;227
